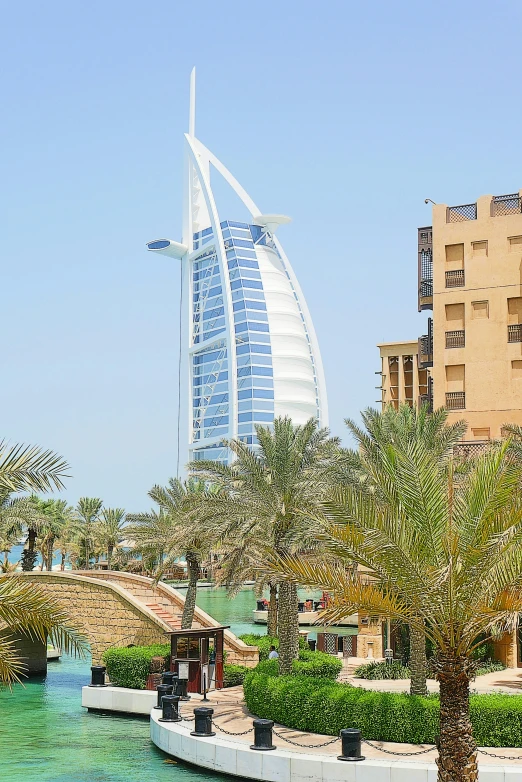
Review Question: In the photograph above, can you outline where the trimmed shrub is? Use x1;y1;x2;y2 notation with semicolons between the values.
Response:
223;664;249;688
103;644;170;689
293;649;342;679
243;669;522;747
475;660;506;677
239;633;308;661
354;661;411;680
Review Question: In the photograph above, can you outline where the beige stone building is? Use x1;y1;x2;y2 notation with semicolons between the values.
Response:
379;189;522;439
377;189;522;666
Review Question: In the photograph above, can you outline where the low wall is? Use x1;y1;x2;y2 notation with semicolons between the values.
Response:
82;685;156;715
150;710;440;782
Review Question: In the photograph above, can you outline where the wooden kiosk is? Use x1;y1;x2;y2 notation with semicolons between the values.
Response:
167;626;229;694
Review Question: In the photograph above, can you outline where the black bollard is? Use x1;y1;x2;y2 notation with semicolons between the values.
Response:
250;719;276;751
176;678;190;701
89;665;107;687
161;671;177;687
308;639;317;652
154;683;173;710
159;694;181;723
190;707;215;737
337;728;365;761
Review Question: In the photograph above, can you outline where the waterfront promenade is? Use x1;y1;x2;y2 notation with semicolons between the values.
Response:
163;684;522;768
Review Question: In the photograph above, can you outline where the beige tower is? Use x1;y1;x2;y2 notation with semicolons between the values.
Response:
378;189;522;442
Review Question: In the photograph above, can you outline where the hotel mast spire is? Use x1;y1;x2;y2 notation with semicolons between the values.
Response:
189;67;196;138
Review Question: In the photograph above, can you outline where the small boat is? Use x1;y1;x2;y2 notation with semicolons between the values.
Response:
47;645;62;661
253;593;358;627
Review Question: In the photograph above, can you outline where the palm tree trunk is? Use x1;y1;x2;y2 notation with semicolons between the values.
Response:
181;555;200;629
409;622;428;696
267;582;278;637
435;652;477;782
60;550;66;571
21;528;38;571
278;581;299;674
108;544;113;570
47;537;54;571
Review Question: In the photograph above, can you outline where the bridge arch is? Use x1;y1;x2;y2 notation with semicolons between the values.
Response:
19;571;258;667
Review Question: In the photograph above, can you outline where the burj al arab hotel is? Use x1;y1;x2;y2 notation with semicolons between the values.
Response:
147;70;328;469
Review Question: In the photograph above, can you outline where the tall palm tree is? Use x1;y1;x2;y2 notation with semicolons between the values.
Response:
189;416;341;674
97;508;126;569
0;491;38;568
127;479;214;629
75;497;103;570
265;438;522;782
342;404;467;695
31;498;75;571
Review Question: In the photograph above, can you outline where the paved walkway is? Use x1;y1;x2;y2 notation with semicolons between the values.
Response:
339;662;522;695
177;684;522;766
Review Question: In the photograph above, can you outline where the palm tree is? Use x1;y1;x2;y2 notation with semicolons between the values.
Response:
0;575;87;684
342;404;467;695
127;479;214;629
31;498;75;571
189;416;341;674
0;441;69;493
265;436;522;782
97;508;126;569
75;497;103;569
0;491;38;568
0;439;86;684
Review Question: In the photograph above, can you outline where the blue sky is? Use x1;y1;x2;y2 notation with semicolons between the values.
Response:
2;0;521;511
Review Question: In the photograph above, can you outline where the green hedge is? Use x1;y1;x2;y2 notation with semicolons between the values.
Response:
238;633;309;661
243;669;522;747
354;661;411;680
223;664;249;687
103;644;170;689
253;651;342;680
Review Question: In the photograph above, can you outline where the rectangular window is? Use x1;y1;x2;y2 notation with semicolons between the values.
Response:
471;428;490;440
445;243;464;266
512;360;522;379
508;297;522;324
472;301;489;319
445;364;465;391
509;236;522;251
472;240;488;256
445;303;465;328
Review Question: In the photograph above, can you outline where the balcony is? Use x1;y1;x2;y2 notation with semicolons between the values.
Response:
508;324;522;343
453;441;488;461
445;269;465;288
446;330;465;349
446;391;465;410
491;193;522;217
418;226;433;312
419;376;433;412
418;318;433;367
446;203;477;223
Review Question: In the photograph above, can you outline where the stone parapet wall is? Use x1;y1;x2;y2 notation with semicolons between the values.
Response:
19;571;259;668
20;573;169;663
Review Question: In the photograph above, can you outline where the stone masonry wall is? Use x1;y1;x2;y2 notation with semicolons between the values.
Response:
24;575;166;664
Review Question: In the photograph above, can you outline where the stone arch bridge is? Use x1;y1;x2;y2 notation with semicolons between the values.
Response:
19;570;258;668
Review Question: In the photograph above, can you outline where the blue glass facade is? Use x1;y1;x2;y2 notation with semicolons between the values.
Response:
223;220;275;445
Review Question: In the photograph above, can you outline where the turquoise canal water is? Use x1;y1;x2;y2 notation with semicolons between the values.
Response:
0;588;257;782
0;585;355;780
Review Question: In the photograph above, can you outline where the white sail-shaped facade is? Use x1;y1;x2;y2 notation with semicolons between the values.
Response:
147;70;328;469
